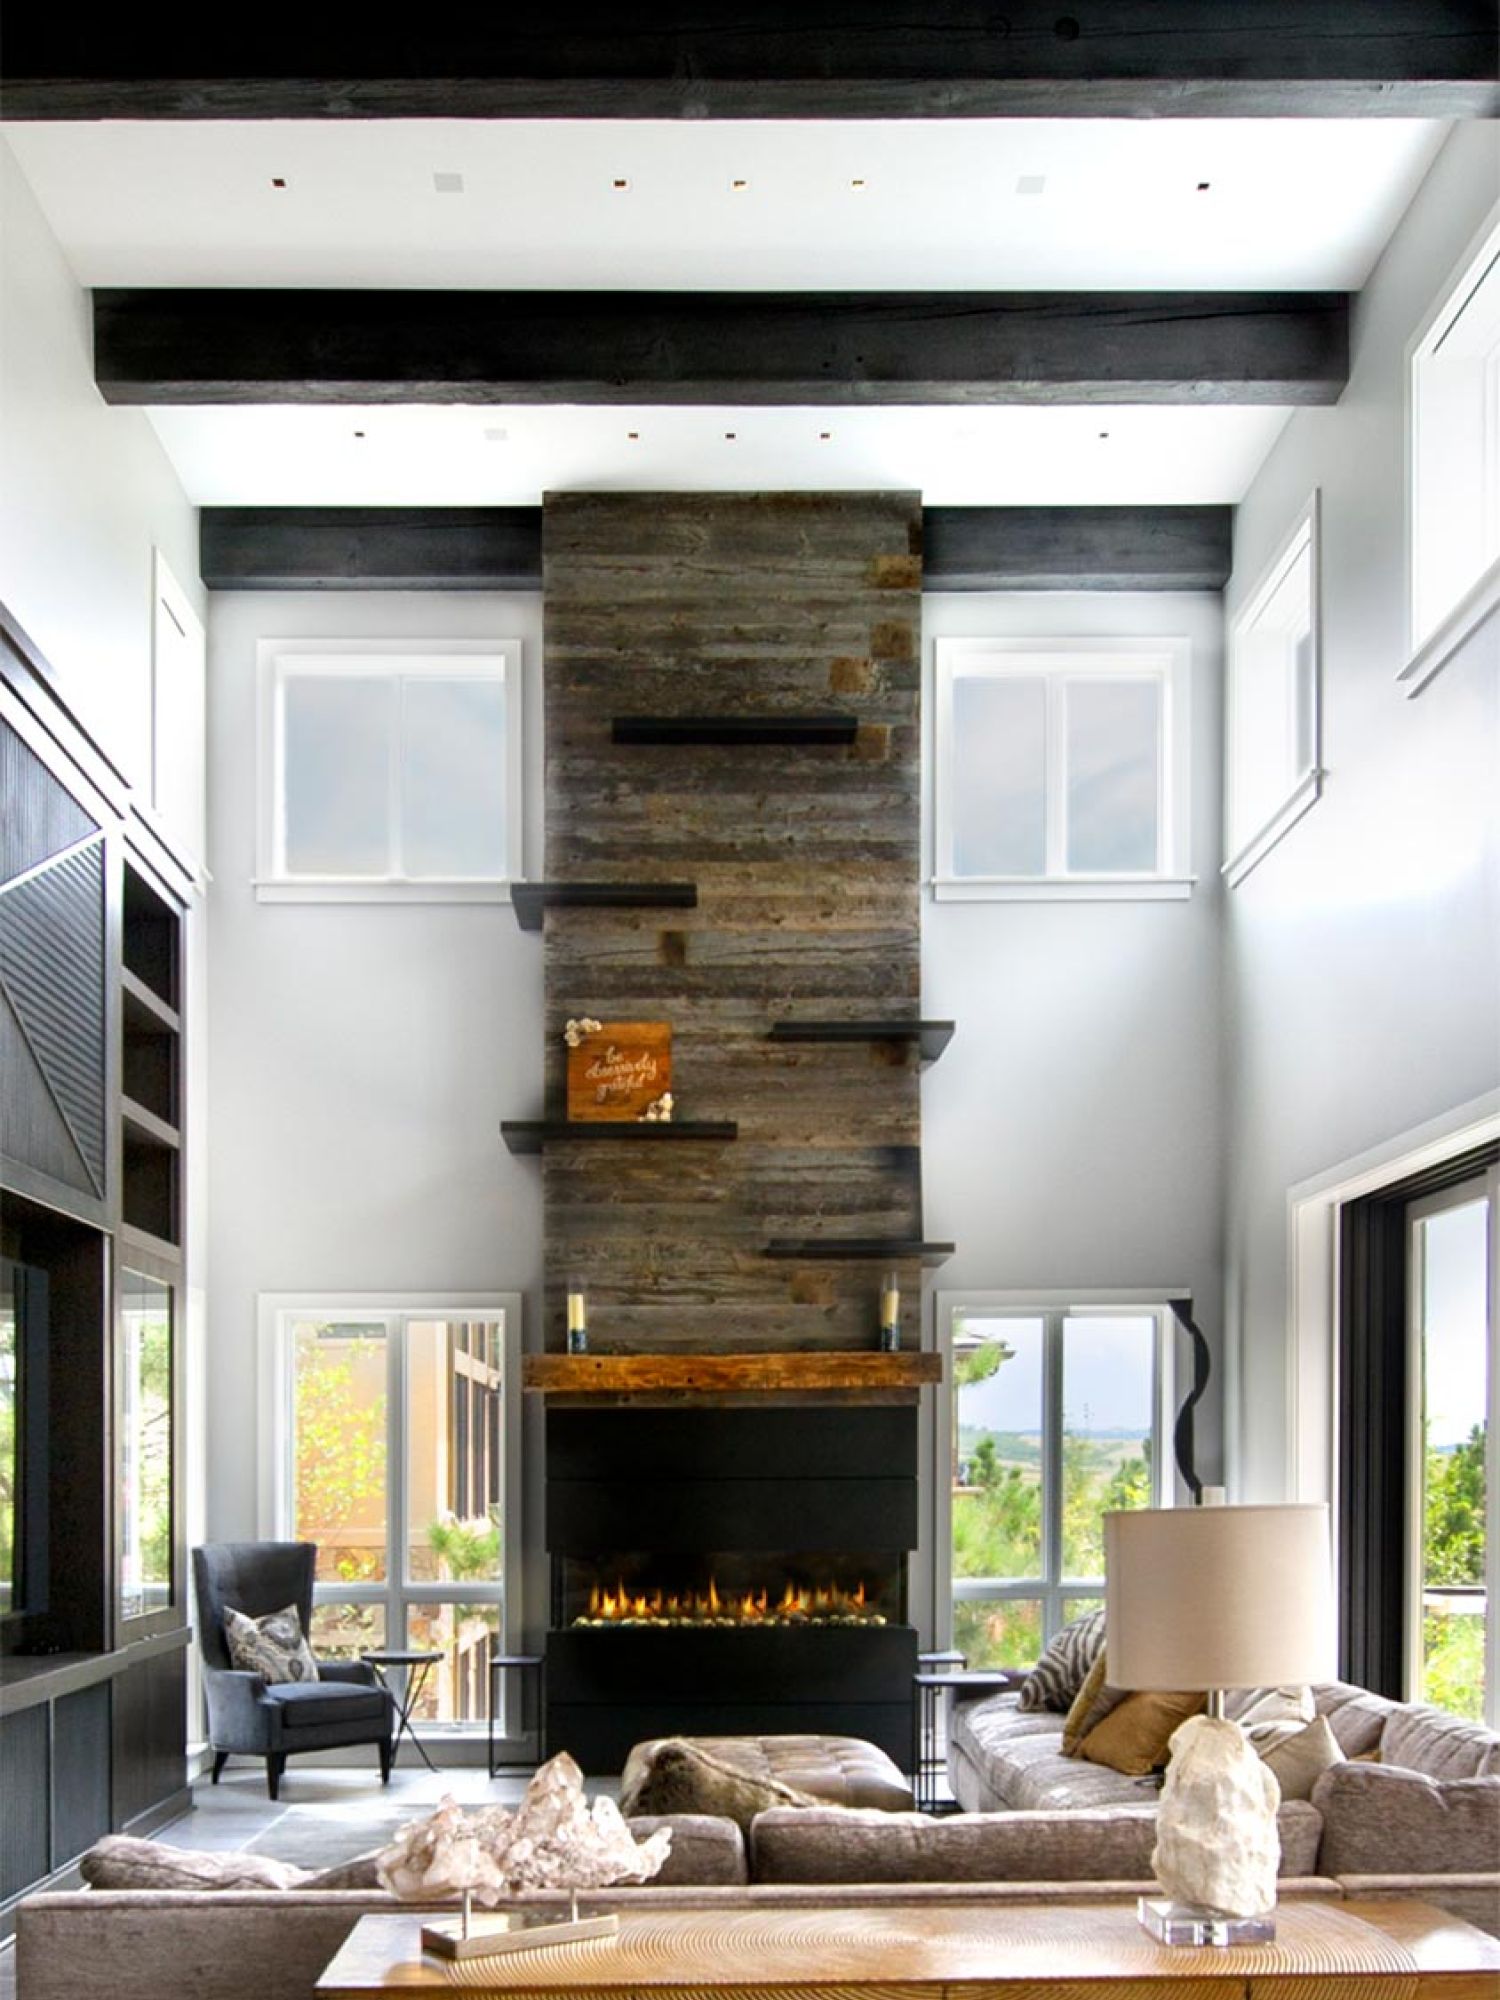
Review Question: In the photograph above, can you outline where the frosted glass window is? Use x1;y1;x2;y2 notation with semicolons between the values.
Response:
401;678;509;879
261;644;521;897
1226;500;1320;886
1065;679;1160;873
1409;218;1500;670
283;676;394;877
951;675;1046;876
936;638;1189;899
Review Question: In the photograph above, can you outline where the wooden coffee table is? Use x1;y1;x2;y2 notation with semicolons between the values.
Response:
317;1896;1500;1996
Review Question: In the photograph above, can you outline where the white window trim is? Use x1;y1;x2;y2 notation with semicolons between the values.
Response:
932;1289;1179;1655
1223;491;1323;889
254;638;524;903
1401;203;1500;697
256;1291;523;1729
933;635;1194;903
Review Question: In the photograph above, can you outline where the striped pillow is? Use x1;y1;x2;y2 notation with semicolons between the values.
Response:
1017;1607;1106;1714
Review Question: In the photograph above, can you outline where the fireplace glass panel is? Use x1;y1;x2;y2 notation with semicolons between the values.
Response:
559;1552;904;1629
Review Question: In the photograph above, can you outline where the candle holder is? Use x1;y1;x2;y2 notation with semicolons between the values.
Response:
878;1270;901;1352
566;1280;589;1355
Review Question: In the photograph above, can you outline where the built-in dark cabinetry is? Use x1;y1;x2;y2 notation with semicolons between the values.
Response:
1;612;193;1939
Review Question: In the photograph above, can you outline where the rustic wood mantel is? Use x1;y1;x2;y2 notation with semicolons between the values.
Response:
522;1351;941;1401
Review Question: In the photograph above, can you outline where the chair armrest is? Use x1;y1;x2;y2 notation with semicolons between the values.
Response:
201;1666;274;1748
318;1660;378;1687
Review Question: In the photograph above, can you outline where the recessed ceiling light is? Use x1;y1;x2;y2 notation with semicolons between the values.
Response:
627;430;641;441
1098;430;1110;440
612;177;630;191
1197;181;1212;192
1017;175;1047;196
270;177;287;189
483;426;508;442
433;172;465;195
849;178;867;192
819;431;833;442
353;430;366;440
724;431;737;441
730;178;749;192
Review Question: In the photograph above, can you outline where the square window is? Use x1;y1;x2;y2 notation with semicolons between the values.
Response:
256;640;522;902
934;637;1192;902
1225;493;1321;887
1404;209;1500;691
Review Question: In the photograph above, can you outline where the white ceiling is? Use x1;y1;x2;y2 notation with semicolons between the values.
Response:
7;118;1451;507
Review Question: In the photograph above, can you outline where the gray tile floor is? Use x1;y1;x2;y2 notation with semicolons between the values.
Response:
2;1760;560;2000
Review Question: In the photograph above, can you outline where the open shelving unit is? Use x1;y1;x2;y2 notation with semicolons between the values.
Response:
120;860;182;1247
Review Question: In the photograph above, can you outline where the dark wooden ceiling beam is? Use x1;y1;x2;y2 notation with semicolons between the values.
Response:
199;505;1231;592
5;4;1496;118
98;289;1348;408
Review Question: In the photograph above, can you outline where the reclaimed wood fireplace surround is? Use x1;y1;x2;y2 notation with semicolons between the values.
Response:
521;492;947;1770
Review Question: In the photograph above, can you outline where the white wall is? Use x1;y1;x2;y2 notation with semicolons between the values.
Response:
920;590;1227;1476
0;138;202;791
203;592;547;1595
1225;121;1500;1500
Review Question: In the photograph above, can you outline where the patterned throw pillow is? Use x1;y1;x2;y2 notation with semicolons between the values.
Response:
224;1602;320;1684
1017;1607;1107;1714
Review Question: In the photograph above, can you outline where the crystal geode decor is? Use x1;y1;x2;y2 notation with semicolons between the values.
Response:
374;1750;672;1961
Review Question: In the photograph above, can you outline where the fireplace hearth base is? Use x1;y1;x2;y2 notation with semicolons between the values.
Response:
547;1623;918;1774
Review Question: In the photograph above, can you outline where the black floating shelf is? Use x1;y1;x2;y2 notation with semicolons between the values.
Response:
768;1019;955;1064
764;1239;956;1268
511;881;698;931
502;1119;738;1156
612;714;859;746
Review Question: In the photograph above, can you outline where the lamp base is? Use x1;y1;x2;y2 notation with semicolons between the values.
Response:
1138;1898;1275;1948
422;1912;618;1961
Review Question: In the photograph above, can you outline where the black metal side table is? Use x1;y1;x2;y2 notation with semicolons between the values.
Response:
487;1652;545;1778
912;1669;1022;1812
361;1650;443;1773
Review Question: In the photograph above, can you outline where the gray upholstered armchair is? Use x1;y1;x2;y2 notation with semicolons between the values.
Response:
193;1541;395;1800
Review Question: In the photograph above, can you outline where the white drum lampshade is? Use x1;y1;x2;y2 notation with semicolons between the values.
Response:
1105;1503;1335;1696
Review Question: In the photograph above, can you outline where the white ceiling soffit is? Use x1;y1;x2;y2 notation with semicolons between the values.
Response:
145;403;1293;508
9;118;1448;293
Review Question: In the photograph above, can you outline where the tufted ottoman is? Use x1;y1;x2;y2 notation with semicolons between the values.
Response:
620;1732;914;1815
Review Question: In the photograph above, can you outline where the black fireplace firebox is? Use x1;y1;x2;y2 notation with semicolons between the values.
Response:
545;1405;919;1772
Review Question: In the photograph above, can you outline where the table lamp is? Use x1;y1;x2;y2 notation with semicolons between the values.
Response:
1104;1502;1334;1947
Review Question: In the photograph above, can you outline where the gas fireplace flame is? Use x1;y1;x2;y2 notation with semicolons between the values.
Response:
575;1576;885;1628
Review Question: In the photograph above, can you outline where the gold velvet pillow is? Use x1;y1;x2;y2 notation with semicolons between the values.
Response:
1078;1690;1204;1776
1061;1650;1129;1756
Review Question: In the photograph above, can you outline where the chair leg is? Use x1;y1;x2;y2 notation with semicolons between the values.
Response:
266;1754;286;1802
378;1736;393;1786
210;1751;229;1785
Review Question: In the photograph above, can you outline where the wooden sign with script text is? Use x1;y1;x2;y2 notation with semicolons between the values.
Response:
567;1022;672;1121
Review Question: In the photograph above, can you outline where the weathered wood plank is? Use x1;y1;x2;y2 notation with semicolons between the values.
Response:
523;1353;940;1394
94;290;1350;407
8;6;1497;119
542;492;926;1353
925;504;1234;591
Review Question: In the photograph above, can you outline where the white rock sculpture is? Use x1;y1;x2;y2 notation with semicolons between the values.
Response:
375;1752;671;1909
1151;1715;1281;1917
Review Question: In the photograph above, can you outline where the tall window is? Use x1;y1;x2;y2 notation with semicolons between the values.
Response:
262;1297;520;1730
255;640;522;902
1405;210;1500;691
1407;1177;1496;1726
1225;494;1321;886
937;1298;1172;1665
934;638;1192;902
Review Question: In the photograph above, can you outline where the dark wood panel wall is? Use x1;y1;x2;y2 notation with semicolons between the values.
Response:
542;492;924;1355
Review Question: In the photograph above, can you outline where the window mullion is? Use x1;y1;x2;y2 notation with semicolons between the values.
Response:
1043;1313;1064;1639
1046;679;1067;877
388;1314;407;1651
389;676;406;882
